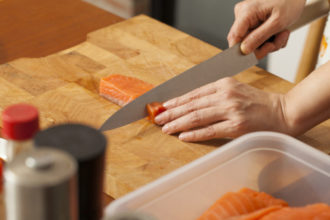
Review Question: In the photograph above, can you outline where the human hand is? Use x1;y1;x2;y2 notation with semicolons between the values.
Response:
154;77;290;142
227;0;306;59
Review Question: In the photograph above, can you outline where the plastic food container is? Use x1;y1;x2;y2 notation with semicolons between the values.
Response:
104;132;330;220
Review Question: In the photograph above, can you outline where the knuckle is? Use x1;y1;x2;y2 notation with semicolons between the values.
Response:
247;32;261;46
221;77;236;85
187;99;198;112
244;38;255;52
271;14;285;30
275;43;282;51
182;101;196;115
171;98;180;107
232;117;248;133
165;109;176;121
189;89;200;99
234;3;241;15
234;2;246;14
190;111;202;125
205;126;216;139
228;101;242;112
222;89;236;100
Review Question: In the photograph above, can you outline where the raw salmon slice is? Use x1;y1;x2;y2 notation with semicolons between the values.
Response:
229;205;287;220
198;188;288;220
146;102;166;123
259;203;330;220
99;74;154;106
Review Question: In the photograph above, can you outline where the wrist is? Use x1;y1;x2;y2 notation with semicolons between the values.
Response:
270;93;293;135
280;93;306;136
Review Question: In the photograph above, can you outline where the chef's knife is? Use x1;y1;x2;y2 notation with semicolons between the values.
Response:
100;0;329;132
100;44;256;131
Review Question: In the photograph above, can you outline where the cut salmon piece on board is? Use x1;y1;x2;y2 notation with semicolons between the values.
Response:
259;203;330;220
146;102;166;123
198;188;288;220
99;74;154;106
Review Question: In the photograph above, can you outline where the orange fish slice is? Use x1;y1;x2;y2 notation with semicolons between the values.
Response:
99;74;154;106
259;203;330;220
198;188;288;220
146;102;166;123
228;205;283;220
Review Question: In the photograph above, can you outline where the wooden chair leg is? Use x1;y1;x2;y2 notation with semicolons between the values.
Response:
295;16;327;83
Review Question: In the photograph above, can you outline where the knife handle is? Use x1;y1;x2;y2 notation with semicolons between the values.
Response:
288;0;329;32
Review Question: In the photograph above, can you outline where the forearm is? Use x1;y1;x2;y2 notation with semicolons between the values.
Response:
284;61;330;135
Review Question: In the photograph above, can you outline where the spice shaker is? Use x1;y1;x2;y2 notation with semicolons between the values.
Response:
0;103;40;219
4;148;78;220
34;123;107;220
1;103;39;162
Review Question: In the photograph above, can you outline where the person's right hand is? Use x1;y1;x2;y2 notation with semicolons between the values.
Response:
227;0;306;59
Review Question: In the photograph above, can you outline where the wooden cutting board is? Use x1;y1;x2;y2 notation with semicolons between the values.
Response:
0;15;329;199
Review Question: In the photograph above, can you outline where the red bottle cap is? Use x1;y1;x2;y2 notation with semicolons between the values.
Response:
2;104;39;141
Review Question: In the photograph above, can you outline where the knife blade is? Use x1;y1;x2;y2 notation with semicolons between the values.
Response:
99;44;258;131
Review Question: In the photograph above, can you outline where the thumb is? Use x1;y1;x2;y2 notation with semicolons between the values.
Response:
241;15;284;54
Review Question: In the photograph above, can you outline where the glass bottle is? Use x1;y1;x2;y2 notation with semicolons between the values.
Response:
0;103;39;218
1;103;39;162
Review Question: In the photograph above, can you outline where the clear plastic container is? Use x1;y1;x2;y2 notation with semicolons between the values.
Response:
104;131;330;220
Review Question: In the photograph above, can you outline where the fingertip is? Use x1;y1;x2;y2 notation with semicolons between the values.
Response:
162;124;170;134
178;132;191;142
228;40;234;48
162;101;171;108
240;41;250;55
227;35;236;48
163;99;177;109
154;115;163;124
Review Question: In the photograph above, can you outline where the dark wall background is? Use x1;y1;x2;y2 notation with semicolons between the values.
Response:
151;0;267;68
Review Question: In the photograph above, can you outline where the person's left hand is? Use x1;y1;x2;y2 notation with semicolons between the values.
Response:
154;77;289;142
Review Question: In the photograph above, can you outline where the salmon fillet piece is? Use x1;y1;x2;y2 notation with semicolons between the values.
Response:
198;188;288;220
99;74;154;106
228;205;283;220
260;203;330;220
146;102;166;123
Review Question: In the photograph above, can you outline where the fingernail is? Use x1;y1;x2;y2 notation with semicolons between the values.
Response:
154;115;162;124
241;41;249;54
162;124;170;134
163;101;172;108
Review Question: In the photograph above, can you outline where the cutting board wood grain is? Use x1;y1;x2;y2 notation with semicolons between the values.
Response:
0;15;329;198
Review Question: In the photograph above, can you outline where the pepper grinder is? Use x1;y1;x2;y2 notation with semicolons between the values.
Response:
34;123;107;220
4;148;78;220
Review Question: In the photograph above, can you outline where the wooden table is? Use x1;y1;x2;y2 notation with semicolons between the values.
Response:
0;0;123;64
0;3;329;218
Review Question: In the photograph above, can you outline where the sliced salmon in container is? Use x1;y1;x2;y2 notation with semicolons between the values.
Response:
197;188;287;220
258;203;330;220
